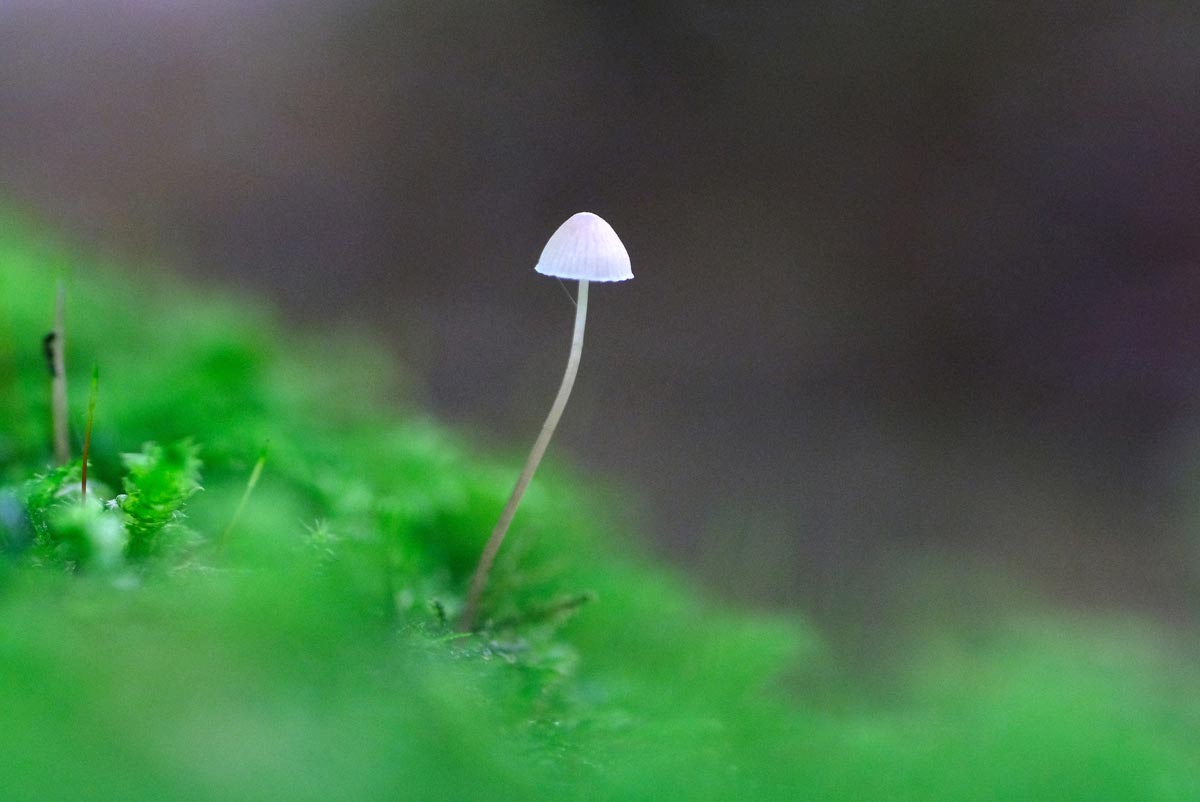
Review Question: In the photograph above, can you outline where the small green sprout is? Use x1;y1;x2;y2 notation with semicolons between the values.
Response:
219;443;268;548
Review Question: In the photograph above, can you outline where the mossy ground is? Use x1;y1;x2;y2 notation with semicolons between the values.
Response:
0;215;1197;801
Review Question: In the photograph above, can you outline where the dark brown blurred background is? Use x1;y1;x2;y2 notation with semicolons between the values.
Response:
2;2;1199;631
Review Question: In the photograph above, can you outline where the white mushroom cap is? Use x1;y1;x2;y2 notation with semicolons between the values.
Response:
535;212;633;282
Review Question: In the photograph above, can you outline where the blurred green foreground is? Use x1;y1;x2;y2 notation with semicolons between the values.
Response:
0;217;1197;801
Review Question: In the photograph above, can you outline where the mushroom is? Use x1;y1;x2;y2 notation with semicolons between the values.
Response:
461;212;632;630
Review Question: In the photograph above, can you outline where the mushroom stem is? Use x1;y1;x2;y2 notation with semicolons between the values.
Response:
461;279;589;631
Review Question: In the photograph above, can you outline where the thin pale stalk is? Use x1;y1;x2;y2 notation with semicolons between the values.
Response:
461;280;589;631
51;283;69;465
81;364;98;498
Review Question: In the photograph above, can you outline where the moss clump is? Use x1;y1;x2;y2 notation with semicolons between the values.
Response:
0;215;1197;801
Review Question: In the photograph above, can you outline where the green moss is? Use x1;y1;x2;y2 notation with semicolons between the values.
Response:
0;214;1197;800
